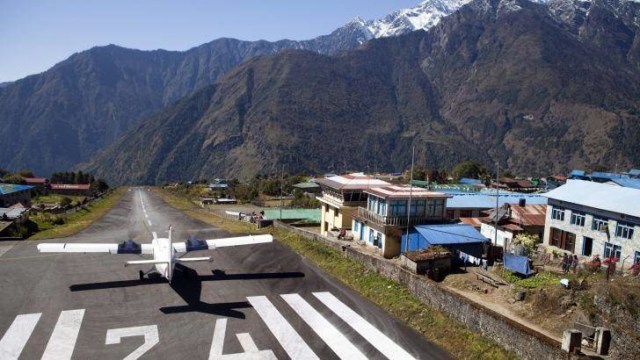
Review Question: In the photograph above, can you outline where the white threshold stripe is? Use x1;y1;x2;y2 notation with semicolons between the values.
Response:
281;294;366;360
0;313;41;360
236;333;258;352
247;296;319;360
313;292;415;360
41;309;85;360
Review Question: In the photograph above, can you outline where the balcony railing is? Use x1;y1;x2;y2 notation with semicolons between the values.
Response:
356;207;438;227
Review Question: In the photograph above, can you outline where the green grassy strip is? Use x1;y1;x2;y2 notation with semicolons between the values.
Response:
155;188;516;359
28;188;126;240
273;229;516;360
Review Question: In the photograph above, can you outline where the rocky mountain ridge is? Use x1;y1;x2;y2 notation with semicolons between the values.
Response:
82;0;640;185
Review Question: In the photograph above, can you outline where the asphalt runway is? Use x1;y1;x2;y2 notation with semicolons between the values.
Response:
0;188;451;359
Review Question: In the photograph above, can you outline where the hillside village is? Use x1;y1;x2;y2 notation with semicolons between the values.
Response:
159;164;640;358
0;171;109;238
2;164;640;357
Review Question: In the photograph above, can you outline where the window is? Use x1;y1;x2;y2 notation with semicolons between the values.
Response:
389;200;406;217
603;242;621;260
550;227;575;253
408;200;426;217
634;251;640;265
354;221;359;232
570;212;585;227
582;237;593;256
334;208;339;218
551;207;565;221
592;217;608;231
615;222;635;239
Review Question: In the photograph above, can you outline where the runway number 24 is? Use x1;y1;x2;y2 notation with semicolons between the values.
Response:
105;320;273;360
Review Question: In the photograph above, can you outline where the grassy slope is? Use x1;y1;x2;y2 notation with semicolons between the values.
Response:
154;187;516;359
28;188;126;240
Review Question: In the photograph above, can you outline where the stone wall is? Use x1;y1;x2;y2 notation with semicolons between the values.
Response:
275;222;566;360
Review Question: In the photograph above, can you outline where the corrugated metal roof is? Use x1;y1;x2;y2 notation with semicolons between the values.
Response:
0;183;34;195
23;177;47;184
412;224;487;245
263;209;320;222
315;173;390;190
0;207;28;219
446;193;547;209
458;217;482;228
365;185;450;200
459;178;483;185
510;204;547;226
544;180;640;217
50;184;91;190
609;178;640;190
590;172;628;180
292;182;320;189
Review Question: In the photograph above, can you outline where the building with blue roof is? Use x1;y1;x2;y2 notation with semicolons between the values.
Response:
458;178;484;186
569;170;586;179
445;192;547;220
401;224;486;258
628;169;640;178
0;183;34;207
608;178;640;190
588;172;628;183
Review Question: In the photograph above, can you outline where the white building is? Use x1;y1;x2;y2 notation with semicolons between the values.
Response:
351;185;450;258
315;173;390;236
543;180;640;269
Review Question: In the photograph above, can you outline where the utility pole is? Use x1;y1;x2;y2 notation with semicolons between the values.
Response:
280;164;284;220
405;147;415;254
494;161;500;249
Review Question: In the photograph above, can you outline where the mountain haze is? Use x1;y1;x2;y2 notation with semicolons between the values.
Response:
84;0;640;185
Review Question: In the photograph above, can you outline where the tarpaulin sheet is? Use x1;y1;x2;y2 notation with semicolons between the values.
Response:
504;253;534;276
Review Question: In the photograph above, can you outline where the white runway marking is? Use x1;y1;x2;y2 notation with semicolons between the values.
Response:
0;313;41;360
281;293;366;360
147;220;152;226
247;296;318;360
209;318;276;360
106;325;159;360
313;292;415;360
41;309;85;360
152;232;157;239
145;214;149;219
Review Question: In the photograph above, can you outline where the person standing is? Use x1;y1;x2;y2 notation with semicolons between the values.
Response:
571;255;579;273
561;253;569;273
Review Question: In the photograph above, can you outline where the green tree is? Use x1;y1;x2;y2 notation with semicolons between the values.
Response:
451;161;487;181
512;233;540;255
18;170;34;178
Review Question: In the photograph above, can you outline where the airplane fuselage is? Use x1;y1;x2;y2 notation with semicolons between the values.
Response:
152;236;175;282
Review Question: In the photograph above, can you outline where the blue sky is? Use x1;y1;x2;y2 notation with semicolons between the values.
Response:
0;0;419;82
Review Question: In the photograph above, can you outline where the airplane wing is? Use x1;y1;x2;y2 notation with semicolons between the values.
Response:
37;240;153;255
173;234;273;253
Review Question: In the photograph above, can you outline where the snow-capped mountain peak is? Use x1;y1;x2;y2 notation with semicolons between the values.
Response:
364;0;474;38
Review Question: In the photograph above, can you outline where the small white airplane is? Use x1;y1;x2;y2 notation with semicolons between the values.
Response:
37;226;273;282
